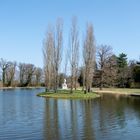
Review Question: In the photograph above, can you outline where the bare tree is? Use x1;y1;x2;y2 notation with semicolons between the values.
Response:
83;24;96;93
69;17;79;93
25;64;35;86
54;18;63;92
0;58;10;86
19;63;35;87
97;45;113;90
19;63;26;86
43;25;55;91
34;67;42;86
5;61;16;86
104;55;117;87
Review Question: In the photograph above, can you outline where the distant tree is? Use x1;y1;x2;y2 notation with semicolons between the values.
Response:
19;63;26;86
125;60;140;88
34;67;42;86
133;62;140;83
127;60;136;87
97;45;113;90
104;55;117;87
117;53;127;68
116;53;128;87
5;61;16;86
0;58;10;86
83;23;96;93
19;63;35;87
24;64;35;86
69;17;79;93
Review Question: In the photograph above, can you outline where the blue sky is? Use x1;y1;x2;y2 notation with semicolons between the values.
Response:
0;0;140;68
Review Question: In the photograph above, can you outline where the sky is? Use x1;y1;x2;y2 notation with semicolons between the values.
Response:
0;0;140;68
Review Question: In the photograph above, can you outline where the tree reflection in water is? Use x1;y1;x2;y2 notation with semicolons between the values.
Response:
43;95;140;140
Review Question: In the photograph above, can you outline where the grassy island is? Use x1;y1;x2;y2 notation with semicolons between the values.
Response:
37;89;100;99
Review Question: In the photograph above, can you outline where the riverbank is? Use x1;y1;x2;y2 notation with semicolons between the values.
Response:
37;90;100;99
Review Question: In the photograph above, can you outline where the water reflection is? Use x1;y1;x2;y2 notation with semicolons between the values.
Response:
1;89;140;140
43;99;96;140
43;95;140;140
0;89;45;140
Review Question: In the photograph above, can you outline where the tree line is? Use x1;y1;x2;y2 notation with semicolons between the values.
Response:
0;58;43;87
43;17;140;93
1;18;139;91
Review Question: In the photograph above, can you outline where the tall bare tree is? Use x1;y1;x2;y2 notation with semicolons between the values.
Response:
43;25;55;91
83;24;96;93
97;45;113;90
54;18;63;92
69;17;79;93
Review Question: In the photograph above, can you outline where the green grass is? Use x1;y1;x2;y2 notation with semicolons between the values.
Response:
93;88;140;94
37;88;140;99
37;89;100;99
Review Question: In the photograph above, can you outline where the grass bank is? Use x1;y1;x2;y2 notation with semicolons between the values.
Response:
93;88;140;95
37;89;100;99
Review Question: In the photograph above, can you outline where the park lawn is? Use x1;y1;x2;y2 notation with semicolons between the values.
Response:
37;89;100;99
93;88;140;95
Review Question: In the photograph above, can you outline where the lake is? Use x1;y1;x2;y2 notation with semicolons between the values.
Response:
0;89;140;140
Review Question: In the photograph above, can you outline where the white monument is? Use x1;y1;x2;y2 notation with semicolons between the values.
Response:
62;79;68;89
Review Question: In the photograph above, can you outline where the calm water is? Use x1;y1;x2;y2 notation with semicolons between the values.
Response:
0;89;140;140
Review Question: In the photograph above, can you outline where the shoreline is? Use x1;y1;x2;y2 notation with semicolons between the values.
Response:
1;87;140;98
0;86;45;90
93;88;140;97
94;90;130;96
